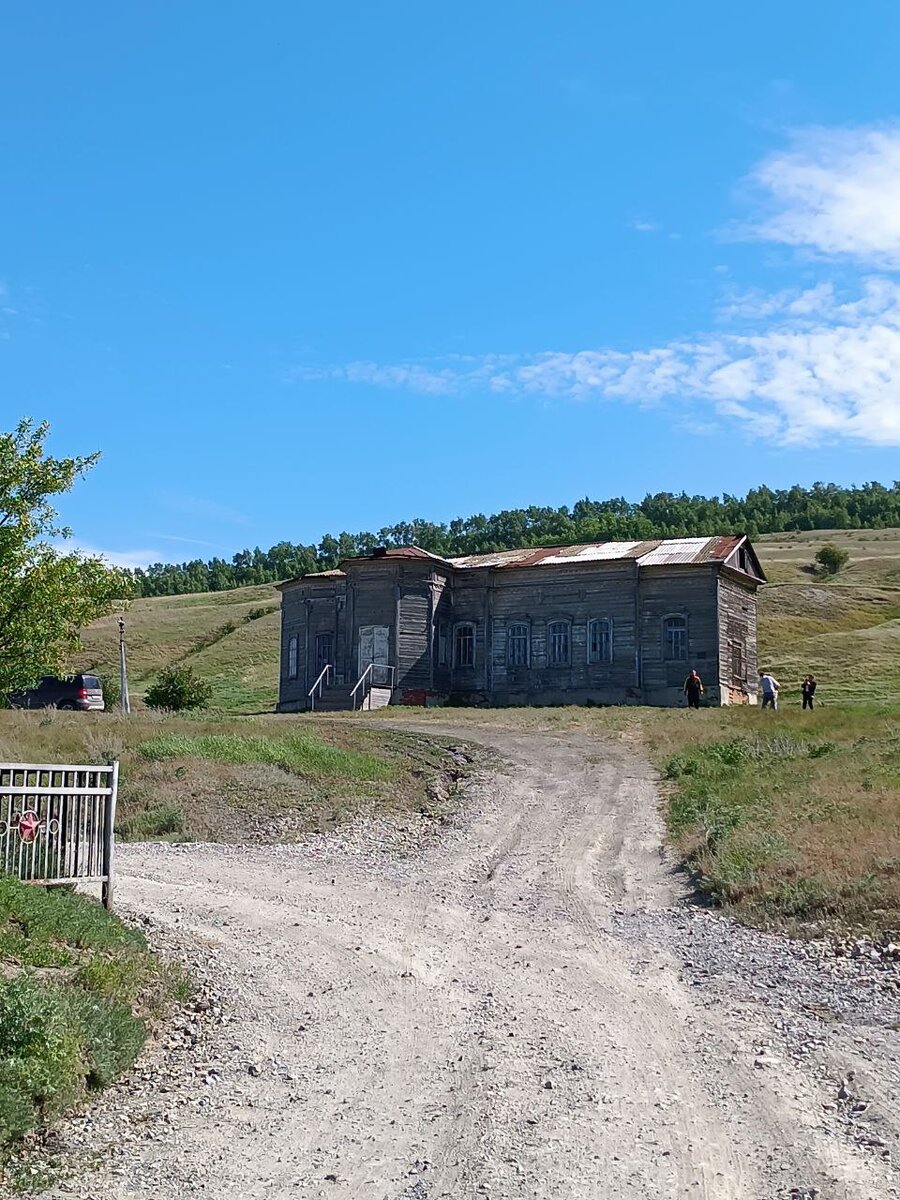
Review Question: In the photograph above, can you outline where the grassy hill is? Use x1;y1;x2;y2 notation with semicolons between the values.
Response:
74;528;900;711
77;584;281;712
757;528;900;704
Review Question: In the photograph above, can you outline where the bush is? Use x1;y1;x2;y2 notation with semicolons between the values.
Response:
144;665;212;712
102;674;121;710
815;543;850;575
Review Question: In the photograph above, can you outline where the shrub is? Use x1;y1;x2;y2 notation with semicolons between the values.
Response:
815;543;850;575
101;674;121;710
144;665;212;712
244;606;275;622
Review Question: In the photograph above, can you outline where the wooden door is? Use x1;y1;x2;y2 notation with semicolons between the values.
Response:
315;632;334;674
358;625;390;679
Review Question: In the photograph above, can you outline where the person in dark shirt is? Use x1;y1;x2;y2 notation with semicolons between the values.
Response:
801;674;817;710
683;670;704;709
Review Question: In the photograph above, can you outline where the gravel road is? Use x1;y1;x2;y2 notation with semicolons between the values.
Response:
42;722;898;1200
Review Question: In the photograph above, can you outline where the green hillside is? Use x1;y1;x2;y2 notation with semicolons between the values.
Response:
74;528;900;710
77;584;281;712
757;528;900;704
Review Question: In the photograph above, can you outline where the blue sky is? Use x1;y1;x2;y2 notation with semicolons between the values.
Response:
2;3;900;566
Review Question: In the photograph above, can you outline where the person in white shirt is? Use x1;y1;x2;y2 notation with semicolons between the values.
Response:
759;671;781;711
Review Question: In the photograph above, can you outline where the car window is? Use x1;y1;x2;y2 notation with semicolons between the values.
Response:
81;675;101;690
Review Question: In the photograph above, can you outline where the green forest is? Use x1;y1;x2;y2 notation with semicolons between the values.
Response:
130;481;900;596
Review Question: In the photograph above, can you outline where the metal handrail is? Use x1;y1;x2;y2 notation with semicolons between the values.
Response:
350;663;396;710
308;664;333;710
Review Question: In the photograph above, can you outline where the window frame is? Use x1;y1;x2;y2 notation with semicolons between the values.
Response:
287;633;299;680
453;622;476;669
588;617;614;664
547;619;572;667
662;614;688;662
731;640;744;681
506;622;530;668
437;622;449;668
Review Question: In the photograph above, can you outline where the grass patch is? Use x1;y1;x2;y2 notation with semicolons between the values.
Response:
0;878;187;1163
655;706;900;933
116;803;191;843
138;731;397;782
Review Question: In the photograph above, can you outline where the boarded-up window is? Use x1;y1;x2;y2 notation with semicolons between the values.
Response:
663;616;687;661
588;618;613;663
454;623;475;668
507;623;529;667
287;634;299;679
731;641;744;680
548;621;570;666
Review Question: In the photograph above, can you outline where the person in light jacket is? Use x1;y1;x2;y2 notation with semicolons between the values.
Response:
759;670;780;711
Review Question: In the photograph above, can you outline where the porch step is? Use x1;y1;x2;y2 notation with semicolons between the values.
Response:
310;684;353;713
309;684;393;712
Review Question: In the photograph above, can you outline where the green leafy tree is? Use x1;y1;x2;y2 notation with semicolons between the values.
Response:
0;420;130;694
144;665;213;711
814;543;850;575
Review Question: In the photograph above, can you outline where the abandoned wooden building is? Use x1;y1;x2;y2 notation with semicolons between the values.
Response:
275;535;767;712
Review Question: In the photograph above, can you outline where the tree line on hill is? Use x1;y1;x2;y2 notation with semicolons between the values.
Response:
128;481;900;597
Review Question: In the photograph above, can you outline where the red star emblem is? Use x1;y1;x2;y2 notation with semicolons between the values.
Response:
18;811;40;843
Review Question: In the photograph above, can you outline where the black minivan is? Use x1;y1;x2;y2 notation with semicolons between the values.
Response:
8;674;105;711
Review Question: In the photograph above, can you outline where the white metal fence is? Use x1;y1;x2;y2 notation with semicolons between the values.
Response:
0;761;119;909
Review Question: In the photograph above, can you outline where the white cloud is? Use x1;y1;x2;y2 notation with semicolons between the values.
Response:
630;219;662;234
293;124;900;447
741;125;900;267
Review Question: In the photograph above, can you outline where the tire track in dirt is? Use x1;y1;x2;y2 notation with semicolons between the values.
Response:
44;719;898;1200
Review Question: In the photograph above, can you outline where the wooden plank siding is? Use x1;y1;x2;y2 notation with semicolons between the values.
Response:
638;567;721;705
717;569;759;704
277;541;763;710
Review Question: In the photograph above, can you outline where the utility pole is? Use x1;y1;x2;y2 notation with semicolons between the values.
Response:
117;616;131;714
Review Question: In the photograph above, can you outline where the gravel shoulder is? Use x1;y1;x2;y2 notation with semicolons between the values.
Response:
36;721;899;1200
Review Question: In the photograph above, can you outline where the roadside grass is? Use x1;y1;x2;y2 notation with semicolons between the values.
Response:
0;709;468;846
0;877;187;1167
632;704;900;935
138;731;396;782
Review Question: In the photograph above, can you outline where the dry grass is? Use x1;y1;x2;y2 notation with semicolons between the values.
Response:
0;709;471;846
756;529;900;704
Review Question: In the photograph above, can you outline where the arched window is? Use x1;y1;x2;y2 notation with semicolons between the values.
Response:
663;615;687;661
548;620;571;666
588;618;613;663
287;634;299;679
454;623;476;668
507;623;530;667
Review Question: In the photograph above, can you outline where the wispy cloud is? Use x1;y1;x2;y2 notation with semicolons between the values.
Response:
738;124;900;267
155;491;251;527
293;124;900;447
630;219;662;234
52;540;164;569
147;532;230;551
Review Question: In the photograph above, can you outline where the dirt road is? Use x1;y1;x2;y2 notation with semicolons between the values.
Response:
49;722;898;1200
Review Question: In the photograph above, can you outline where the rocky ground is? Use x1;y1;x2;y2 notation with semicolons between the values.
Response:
12;721;898;1200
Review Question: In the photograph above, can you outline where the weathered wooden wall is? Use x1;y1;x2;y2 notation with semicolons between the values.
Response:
717;569;759;704
638;566;720;705
277;549;762;709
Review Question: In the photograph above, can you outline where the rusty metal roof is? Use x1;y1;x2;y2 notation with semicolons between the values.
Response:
450;536;746;570
278;535;757;588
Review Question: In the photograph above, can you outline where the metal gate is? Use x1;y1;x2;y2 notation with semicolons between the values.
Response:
0;760;119;909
